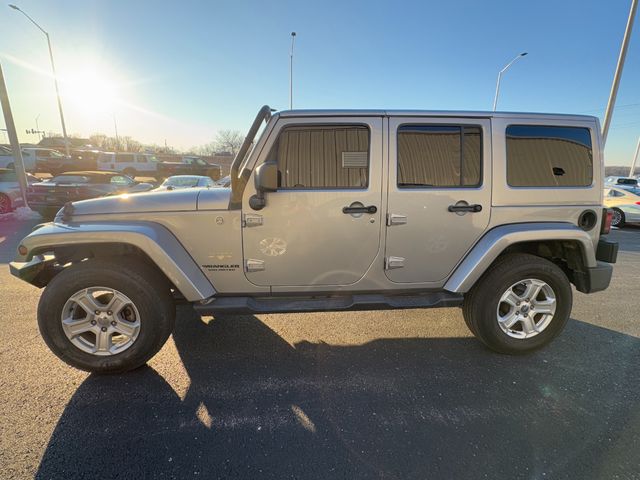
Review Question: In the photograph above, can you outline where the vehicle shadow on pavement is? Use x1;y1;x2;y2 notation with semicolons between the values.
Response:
36;308;640;480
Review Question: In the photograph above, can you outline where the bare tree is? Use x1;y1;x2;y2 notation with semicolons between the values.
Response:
213;130;243;156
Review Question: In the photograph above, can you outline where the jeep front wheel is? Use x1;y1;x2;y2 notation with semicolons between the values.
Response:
462;253;572;354
37;257;175;373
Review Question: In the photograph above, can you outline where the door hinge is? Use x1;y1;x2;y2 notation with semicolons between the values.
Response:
245;259;265;272
243;214;263;227
385;256;405;270
387;213;407;226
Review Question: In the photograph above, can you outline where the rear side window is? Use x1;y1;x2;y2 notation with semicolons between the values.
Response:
116;154;134;163
506;125;593;187
397;125;482;188
271;125;370;189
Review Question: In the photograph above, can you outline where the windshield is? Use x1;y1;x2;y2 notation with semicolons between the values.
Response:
162;176;201;187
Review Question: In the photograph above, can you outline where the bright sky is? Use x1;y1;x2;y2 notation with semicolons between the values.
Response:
1;0;639;164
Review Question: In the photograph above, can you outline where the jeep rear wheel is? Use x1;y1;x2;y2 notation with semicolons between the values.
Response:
463;253;572;354
37;257;175;373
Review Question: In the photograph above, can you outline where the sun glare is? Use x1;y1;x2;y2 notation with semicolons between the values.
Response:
62;68;119;114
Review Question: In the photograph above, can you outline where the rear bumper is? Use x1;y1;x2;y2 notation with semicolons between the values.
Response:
573;238;618;294
596;238;618;264
578;262;614;294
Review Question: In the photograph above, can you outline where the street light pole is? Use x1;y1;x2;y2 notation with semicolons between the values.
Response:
9;4;70;157
601;0;638;147
0;62;29;208
629;135;640;178
493;52;528;111
289;32;296;110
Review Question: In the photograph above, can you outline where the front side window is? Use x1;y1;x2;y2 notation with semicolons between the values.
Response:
506;125;593;187
397;125;482;188
271;125;370;189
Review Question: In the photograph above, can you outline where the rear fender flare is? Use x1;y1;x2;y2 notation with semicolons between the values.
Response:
444;222;597;293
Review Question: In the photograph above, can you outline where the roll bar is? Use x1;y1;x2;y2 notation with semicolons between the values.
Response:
229;105;273;206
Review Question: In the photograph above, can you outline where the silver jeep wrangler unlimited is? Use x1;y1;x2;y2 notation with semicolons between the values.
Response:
10;106;619;373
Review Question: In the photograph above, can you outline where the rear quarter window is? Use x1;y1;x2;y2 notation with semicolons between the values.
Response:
506;125;593;187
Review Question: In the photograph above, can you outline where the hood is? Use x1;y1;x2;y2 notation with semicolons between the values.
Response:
68;187;230;216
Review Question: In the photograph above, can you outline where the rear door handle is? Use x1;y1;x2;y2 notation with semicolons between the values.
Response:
448;204;482;213
343;205;378;214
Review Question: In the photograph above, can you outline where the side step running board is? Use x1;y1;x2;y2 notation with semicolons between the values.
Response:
194;292;463;315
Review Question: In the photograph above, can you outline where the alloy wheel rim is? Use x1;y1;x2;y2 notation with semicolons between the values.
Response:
0;195;9;214
496;278;556;339
61;287;141;356
611;210;622;226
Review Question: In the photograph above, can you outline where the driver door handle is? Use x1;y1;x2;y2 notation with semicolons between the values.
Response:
343;205;378;214
448;204;482;213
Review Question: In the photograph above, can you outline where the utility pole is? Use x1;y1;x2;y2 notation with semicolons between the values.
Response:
601;0;638;147
35;113;41;140
0;62;29;208
629;135;640;177
289;32;296;110
113;114;119;151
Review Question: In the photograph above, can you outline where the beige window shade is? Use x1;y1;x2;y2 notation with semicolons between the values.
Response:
397;125;482;187
273;126;370;188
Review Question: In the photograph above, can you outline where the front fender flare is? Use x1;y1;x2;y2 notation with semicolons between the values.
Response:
12;221;216;301
444;222;597;293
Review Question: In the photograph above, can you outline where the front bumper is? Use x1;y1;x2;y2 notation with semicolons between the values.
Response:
9;254;58;287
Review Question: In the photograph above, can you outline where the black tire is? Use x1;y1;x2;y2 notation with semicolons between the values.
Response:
463;253;572;355
0;193;11;214
611;208;626;228
37;257;175;373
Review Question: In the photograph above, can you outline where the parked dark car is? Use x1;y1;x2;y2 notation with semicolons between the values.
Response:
0;168;39;214
156;156;221;181
28;170;154;219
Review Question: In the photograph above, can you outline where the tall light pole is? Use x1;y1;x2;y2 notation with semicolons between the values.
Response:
289;32;296;110
9;4;70;156
493;52;528;111
601;0;637;147
629;135;640;177
0;62;29;208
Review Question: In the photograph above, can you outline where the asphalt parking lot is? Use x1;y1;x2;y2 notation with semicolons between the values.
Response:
0;217;639;480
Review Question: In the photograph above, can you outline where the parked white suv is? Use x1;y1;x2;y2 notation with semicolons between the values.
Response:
96;152;160;177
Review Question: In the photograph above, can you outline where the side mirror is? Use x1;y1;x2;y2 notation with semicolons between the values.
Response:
249;161;278;210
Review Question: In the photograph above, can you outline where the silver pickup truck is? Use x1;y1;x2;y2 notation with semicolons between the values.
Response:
10;106;618;373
